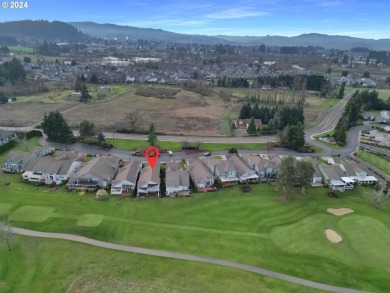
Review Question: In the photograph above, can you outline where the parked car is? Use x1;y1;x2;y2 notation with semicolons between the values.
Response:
168;151;173;156
203;152;211;156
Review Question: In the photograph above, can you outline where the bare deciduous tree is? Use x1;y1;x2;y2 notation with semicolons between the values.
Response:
124;111;142;132
0;217;13;252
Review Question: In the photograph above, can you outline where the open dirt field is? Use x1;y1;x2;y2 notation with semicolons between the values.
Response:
0;101;78;127
325;229;343;243
61;86;225;136
327;208;354;216
0;85;335;135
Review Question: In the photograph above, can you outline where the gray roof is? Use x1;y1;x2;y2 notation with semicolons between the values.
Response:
4;151;31;165
226;155;252;175
71;156;118;180
166;161;180;171
166;169;190;187
0;130;15;140
29;157;62;174
187;159;214;184
319;164;345;181
215;160;236;175
54;150;80;161
112;161;140;185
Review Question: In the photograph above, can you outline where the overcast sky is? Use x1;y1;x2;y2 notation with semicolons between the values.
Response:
1;0;390;39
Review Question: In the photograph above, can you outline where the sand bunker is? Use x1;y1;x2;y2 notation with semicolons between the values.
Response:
327;208;354;216
325;229;342;243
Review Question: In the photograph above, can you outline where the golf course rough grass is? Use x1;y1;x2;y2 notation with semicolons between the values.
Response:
9;205;55;222
0;235;319;293
0;203;12;216
1;167;390;292
77;214;104;227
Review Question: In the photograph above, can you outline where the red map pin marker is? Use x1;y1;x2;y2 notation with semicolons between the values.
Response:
145;146;160;169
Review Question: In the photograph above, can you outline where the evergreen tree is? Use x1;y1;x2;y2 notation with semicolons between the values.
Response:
338;83;345;99
247;117;257;135
97;132;105;145
79;120;95;139
80;84;91;102
239;103;251;119
147;123;157;146
90;73;99;84
41;111;74;143
251;103;261;119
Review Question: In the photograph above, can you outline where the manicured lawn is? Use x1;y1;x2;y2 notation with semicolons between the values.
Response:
9;206;55;223
313;130;343;149
1;170;390;292
0;236;318;293
357;150;390;174
106;138;268;152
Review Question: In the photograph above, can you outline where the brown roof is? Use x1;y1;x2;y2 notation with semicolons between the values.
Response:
138;164;160;187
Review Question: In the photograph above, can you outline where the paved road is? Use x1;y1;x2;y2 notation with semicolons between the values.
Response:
1;225;370;293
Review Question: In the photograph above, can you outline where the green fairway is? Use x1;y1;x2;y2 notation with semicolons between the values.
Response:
1;169;390;292
77;213;104;227
338;215;390;270
9;206;55;222
0;236;319;293
0;203;12;216
1;137;390;291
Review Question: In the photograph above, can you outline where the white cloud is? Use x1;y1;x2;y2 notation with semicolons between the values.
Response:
205;8;268;20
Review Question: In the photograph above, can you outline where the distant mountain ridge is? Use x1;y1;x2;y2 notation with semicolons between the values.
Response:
70;22;390;50
1;20;390;50
218;33;390;50
0;20;85;42
68;22;229;44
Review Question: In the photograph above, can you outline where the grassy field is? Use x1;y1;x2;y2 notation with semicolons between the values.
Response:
357;150;390;174
8;46;34;53
1;163;390;292
376;89;390;101
313;130;343;149
0;236;320;293
106;138;268;152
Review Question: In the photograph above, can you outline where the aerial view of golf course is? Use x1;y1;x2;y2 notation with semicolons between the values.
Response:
1;155;390;293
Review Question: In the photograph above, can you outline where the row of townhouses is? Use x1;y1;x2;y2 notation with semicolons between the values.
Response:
2;147;379;196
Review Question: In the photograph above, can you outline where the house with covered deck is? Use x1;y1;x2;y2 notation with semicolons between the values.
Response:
111;161;140;196
67;156;118;191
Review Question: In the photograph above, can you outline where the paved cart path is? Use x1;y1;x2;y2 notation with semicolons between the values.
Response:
1;225;370;293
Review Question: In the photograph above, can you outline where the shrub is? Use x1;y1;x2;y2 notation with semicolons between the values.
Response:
228;147;238;154
95;189;110;201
